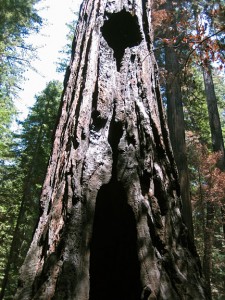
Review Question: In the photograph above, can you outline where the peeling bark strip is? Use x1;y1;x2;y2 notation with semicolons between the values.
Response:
15;0;206;299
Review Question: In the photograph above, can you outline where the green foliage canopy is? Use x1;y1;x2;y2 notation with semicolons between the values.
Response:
0;80;62;299
0;0;42;160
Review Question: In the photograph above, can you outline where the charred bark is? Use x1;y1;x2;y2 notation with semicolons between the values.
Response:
15;0;206;299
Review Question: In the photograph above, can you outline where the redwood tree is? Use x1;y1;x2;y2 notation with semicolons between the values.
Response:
152;0;194;242
202;60;225;300
163;0;194;243
15;0;206;299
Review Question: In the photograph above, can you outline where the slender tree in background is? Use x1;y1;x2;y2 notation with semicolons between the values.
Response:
191;3;225;297
201;60;225;300
0;158;22;300
162;0;194;243
0;81;62;300
15;0;206;299
186;133;225;299
153;0;225;296
0;2;42;299
195;2;225;169
202;68;224;158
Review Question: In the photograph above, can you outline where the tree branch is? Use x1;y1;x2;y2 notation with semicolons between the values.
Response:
184;27;225;69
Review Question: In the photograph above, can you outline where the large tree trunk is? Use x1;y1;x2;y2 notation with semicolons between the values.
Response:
15;0;206;299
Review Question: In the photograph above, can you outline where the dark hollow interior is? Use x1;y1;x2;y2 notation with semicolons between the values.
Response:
101;9;142;70
89;180;142;300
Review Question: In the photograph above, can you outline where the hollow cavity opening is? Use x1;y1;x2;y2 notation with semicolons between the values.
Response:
101;9;142;70
89;180;142;300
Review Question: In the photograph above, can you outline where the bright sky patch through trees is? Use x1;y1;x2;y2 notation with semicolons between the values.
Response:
15;0;82;120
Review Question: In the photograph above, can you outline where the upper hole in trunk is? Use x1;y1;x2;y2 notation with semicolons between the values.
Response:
101;9;142;71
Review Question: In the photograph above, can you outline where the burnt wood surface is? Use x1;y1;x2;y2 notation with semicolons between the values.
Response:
15;0;206;299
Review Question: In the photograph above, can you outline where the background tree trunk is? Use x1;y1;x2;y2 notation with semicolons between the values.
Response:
202;61;225;297
203;62;225;168
161;0;194;244
15;0;206;299
202;61;225;239
165;44;194;243
0;126;45;300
